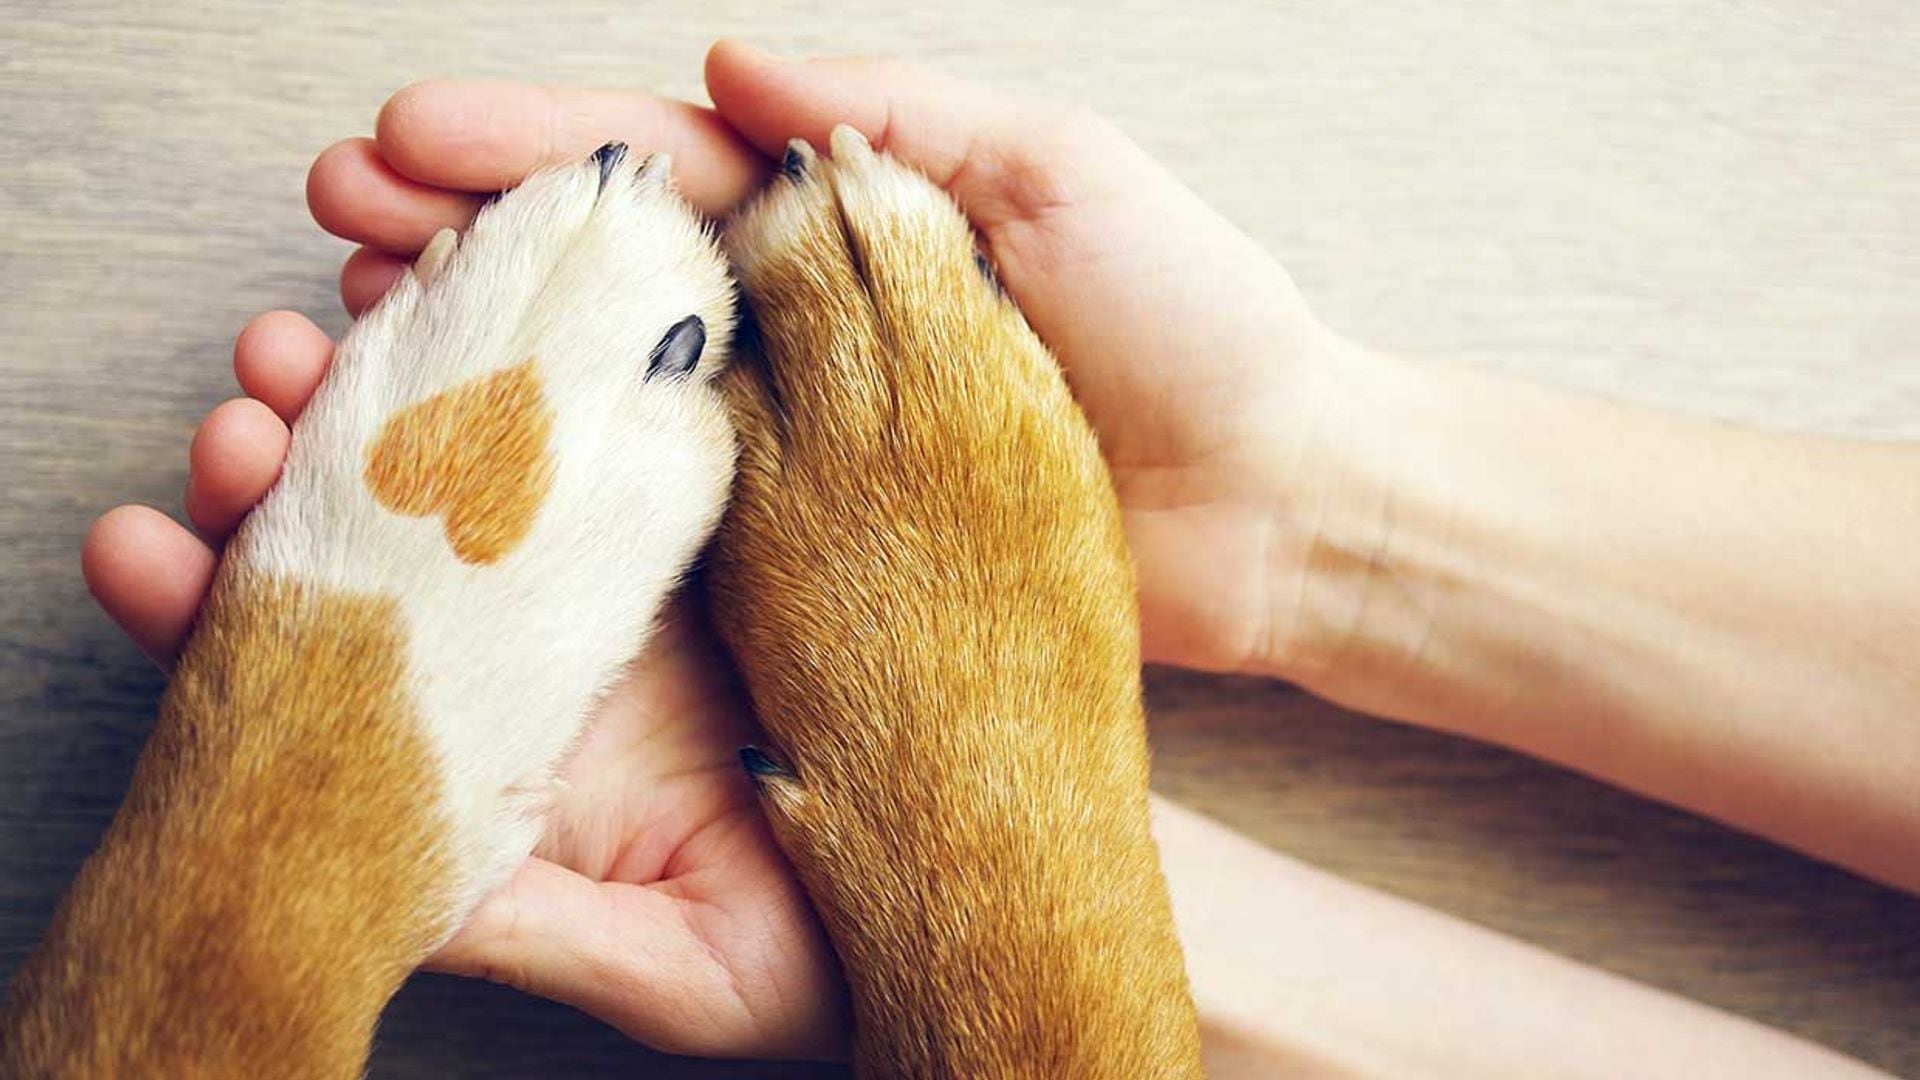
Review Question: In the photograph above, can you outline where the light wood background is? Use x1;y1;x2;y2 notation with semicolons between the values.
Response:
4;2;1918;1075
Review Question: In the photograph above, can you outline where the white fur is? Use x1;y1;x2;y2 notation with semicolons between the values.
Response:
225;152;736;922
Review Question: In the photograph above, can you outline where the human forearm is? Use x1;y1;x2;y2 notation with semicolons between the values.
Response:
1257;337;1920;892
1153;796;1887;1078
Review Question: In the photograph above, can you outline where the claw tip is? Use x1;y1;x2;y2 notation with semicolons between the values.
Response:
592;141;629;188
739;745;790;780
780;139;816;180
828;124;873;160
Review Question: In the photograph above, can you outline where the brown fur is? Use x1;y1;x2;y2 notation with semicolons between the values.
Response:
0;572;452;1079
707;137;1203;1077
364;359;555;565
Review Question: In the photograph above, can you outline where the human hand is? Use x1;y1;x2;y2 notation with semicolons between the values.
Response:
306;41;1349;677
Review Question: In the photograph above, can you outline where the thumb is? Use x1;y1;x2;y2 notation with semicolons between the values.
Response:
703;39;1136;232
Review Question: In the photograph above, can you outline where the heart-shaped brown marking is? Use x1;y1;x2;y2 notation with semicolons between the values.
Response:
364;360;555;565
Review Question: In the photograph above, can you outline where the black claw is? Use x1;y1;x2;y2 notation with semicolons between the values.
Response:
593;141;629;189
973;250;1005;296
645;315;707;381
779;138;820;182
739;746;792;780
780;143;808;181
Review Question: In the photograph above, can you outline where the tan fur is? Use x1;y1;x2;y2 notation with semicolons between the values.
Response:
708;131;1203;1077
364;359;556;566
0;571;451;1078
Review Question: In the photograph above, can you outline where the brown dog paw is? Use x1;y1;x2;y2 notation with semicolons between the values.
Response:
710;126;1201;1078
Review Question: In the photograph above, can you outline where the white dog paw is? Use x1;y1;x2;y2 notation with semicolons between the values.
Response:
226;142;736;912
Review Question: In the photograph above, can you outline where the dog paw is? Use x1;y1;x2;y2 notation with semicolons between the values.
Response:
710;125;1138;874
707;129;1198;1073
221;143;736;909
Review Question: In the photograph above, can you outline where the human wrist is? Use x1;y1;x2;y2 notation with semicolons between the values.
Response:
1251;334;1881;737
1244;331;1440;690
1249;336;1920;894
1245;336;1586;738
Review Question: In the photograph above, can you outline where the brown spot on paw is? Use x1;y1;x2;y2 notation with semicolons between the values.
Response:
364;360;555;565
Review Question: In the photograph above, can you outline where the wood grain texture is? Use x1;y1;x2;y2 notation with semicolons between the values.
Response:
1;1;1916;1075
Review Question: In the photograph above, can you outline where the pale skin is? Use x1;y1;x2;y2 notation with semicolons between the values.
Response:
78;40;1910;1075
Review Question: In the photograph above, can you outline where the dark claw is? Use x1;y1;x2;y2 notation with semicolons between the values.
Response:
739;745;793;781
780;138;816;182
973;250;1004;296
645;315;707;381
593;141;629;189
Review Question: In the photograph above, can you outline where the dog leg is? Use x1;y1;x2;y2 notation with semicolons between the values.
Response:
710;128;1203;1078
2;144;736;1078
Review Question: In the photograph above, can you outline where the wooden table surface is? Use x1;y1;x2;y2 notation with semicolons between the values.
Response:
4;2;1917;1075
